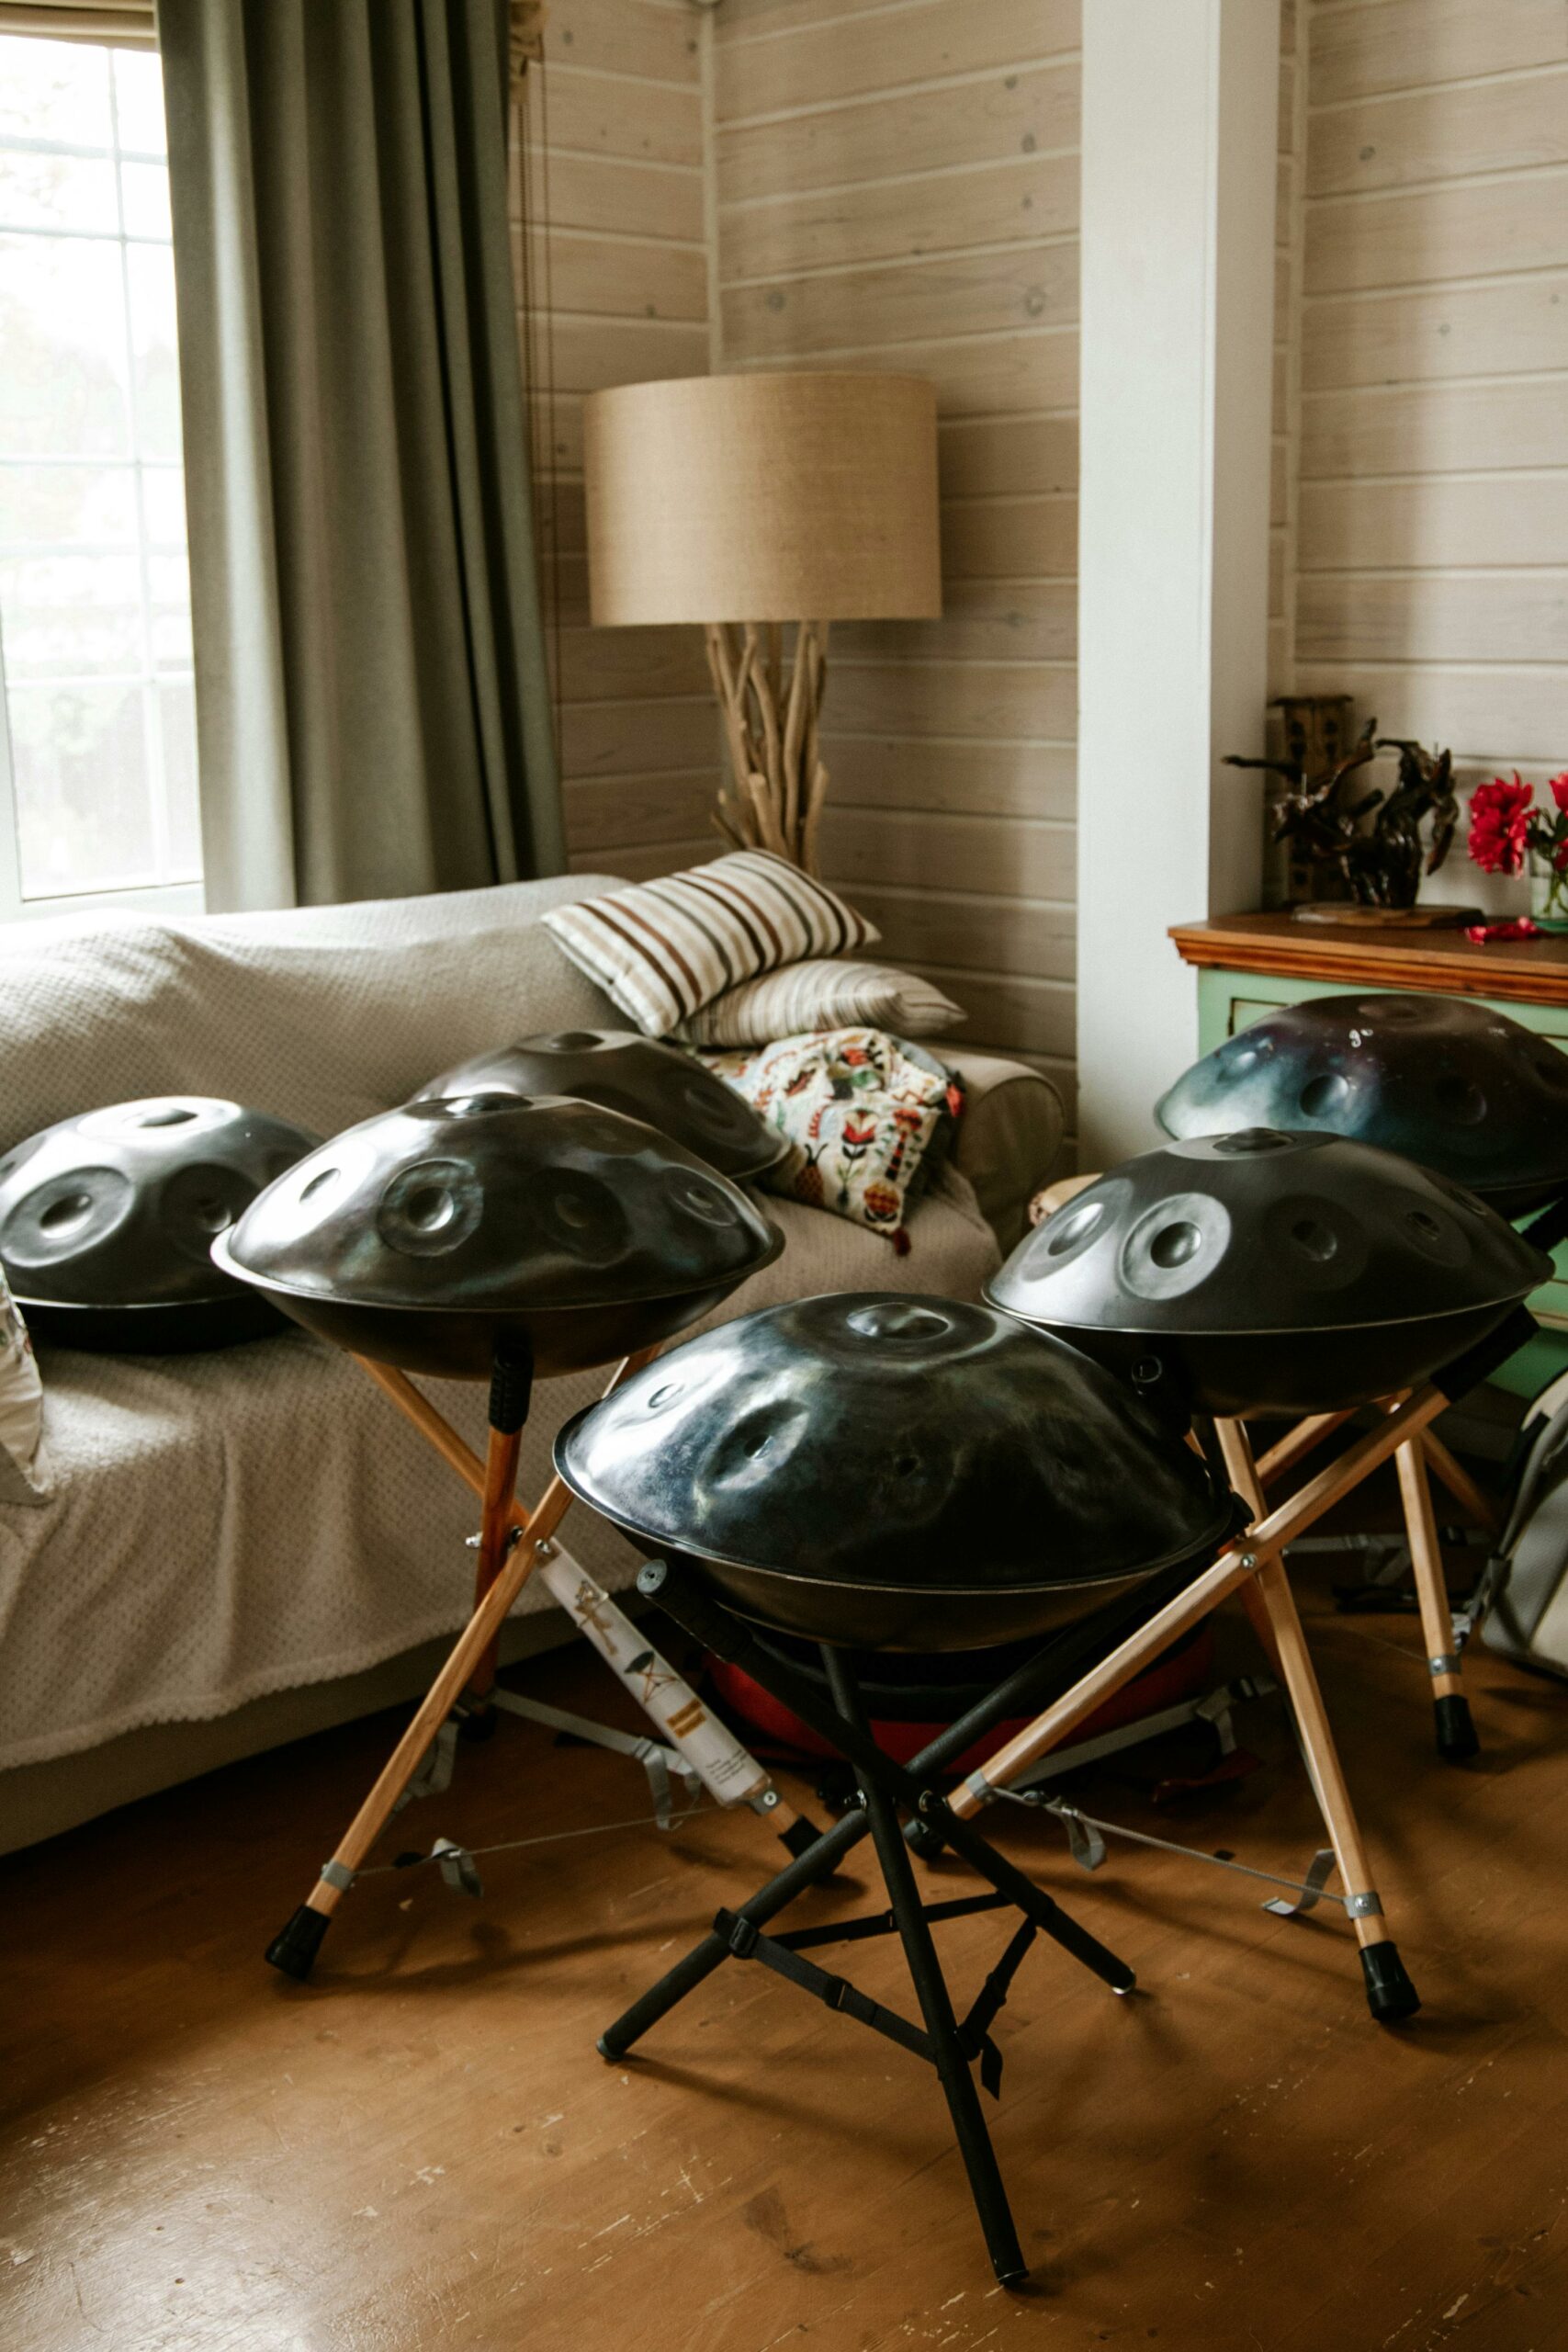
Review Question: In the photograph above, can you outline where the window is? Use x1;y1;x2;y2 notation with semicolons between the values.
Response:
0;33;201;922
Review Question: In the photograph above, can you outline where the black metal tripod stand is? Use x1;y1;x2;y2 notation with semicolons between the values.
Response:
598;1558;1159;2289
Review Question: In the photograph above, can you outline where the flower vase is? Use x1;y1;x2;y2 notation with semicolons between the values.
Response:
1529;851;1568;933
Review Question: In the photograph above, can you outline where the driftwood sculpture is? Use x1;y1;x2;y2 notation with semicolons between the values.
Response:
1224;720;1458;910
705;621;830;874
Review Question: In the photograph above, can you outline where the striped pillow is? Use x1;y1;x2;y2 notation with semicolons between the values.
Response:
541;852;879;1037
681;958;965;1048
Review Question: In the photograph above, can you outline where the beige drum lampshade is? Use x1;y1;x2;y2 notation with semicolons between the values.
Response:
583;372;942;626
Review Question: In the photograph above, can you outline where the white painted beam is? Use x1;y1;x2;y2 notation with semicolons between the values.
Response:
1076;0;1280;1167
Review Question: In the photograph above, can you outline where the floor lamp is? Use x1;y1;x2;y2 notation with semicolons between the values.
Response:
582;371;942;873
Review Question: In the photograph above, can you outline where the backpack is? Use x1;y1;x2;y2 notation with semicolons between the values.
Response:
1480;1368;1568;1677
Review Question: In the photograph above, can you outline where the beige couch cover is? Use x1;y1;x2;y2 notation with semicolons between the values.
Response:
0;876;1062;1846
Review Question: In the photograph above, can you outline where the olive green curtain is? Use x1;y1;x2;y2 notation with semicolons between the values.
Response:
157;0;564;909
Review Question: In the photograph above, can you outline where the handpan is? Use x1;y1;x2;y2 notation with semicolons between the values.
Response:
987;1128;1550;1418
215;1091;783;1379
1156;993;1568;1214
415;1029;784;1182
0;1096;319;1351
555;1292;1237;1649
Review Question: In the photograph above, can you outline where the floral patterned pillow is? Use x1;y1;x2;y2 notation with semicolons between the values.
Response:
697;1028;962;1252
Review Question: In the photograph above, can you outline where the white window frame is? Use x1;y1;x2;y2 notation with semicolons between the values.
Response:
0;30;203;929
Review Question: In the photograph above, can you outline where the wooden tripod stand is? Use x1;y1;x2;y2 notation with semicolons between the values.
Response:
264;1344;811;1984
941;1333;1530;2019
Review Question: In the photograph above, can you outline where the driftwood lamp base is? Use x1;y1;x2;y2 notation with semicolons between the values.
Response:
705;619;829;872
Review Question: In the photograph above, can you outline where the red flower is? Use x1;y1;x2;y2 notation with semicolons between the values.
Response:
1551;773;1568;815
863;1181;900;1225
843;1116;878;1148
1468;775;1535;876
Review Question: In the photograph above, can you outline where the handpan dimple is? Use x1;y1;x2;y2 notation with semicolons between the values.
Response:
376;1160;483;1258
4;1167;132;1269
667;1171;740;1227
1300;1072;1351;1119
845;1298;953;1343
159;1162;259;1263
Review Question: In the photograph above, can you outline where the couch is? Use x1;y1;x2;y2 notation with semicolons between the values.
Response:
0;875;1063;1851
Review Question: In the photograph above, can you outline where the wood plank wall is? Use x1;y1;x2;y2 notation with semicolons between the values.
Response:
514;0;720;885
710;0;1082;1122
1274;0;1568;877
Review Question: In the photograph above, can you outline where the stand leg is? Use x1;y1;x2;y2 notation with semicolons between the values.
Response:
265;1349;655;1981
1254;1408;1354;1487
1214;1420;1286;1678
467;1342;533;1712
1396;1436;1479;1762
823;1650;1026;2289
598;1807;870;2057
1247;1553;1419;2022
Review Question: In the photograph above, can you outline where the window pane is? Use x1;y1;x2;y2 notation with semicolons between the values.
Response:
140;466;185;545
119;160;171;242
0;38;112;147
0;233;130;457
0;37;200;912
0;149;119;235
112;51;167;157
8;679;155;897
0;462;138;548
148;548;191;670
0;551;143;675
158;678;200;878
125;242;180;459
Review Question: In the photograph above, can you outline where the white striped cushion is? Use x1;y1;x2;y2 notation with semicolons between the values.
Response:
681;958;965;1047
540;852;879;1036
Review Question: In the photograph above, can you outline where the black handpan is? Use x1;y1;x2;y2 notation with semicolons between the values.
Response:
988;1128;1550;1417
415;1029;784;1182
555;1292;1237;1649
1157;992;1568;1214
0;1097;319;1351
216;1091;783;1379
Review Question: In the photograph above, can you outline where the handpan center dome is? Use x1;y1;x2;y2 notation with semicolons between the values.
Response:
414;1028;784;1182
1157;991;1568;1212
555;1292;1236;1649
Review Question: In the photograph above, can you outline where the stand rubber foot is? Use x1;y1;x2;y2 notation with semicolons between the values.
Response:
1359;1939;1420;2023
903;1815;947;1861
780;1816;822;1860
265;1904;331;1982
1434;1692;1479;1762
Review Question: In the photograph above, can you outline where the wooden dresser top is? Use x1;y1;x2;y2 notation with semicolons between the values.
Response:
1169;911;1568;1010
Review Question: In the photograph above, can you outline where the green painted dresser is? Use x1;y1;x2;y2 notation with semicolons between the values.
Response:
1170;913;1568;1401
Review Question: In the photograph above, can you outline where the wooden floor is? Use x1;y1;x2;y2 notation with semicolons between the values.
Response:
5;1568;1568;2352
